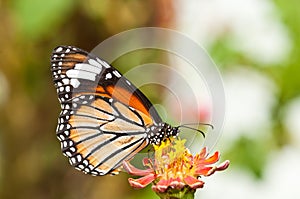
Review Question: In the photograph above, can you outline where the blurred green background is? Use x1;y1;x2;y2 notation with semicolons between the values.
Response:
0;0;300;198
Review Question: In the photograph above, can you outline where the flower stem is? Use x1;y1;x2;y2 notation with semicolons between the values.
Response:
155;187;195;199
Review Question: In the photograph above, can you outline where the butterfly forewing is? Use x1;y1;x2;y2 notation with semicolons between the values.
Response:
51;46;163;175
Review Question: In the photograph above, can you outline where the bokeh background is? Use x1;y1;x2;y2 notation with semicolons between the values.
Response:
0;0;300;198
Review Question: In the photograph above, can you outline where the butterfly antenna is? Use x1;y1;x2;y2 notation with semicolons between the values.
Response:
177;123;214;138
180;122;214;129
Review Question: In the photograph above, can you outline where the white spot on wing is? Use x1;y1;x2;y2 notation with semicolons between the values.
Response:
70;78;80;88
113;70;121;78
77;154;82;162
105;73;112;79
78;165;84;169
56;47;63;52
66;151;72;157
62;78;69;85
83;160;88;165
71;157;76;164
65;86;71;92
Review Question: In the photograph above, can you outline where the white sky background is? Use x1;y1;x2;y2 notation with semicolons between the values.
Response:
175;0;291;65
173;0;300;198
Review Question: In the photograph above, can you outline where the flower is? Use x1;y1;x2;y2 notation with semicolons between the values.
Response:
123;138;230;196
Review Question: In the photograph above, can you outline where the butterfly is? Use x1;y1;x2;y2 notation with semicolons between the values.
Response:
51;46;180;176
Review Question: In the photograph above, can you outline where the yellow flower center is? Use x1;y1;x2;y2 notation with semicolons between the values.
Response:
153;138;194;179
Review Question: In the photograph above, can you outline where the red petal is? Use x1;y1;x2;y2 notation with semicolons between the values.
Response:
123;161;154;176
128;174;156;189
195;166;213;175
184;175;204;189
203;151;220;164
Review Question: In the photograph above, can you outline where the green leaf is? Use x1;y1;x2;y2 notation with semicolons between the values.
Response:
156;187;195;199
12;0;75;40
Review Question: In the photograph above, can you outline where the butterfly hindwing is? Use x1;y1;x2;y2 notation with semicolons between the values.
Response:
56;94;149;175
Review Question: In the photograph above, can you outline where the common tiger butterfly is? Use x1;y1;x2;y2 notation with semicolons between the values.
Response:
51;46;180;176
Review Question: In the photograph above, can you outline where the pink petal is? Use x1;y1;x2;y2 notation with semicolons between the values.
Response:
199;147;208;158
152;178;170;193
184;175;205;189
169;177;185;189
142;158;154;167
217;160;230;170
128;173;156;189
206;160;230;176
123;161;154;176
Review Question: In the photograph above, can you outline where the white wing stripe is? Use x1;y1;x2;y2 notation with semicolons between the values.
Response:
66;69;96;81
75;63;102;74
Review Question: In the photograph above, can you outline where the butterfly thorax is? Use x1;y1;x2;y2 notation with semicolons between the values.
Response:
147;123;179;145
